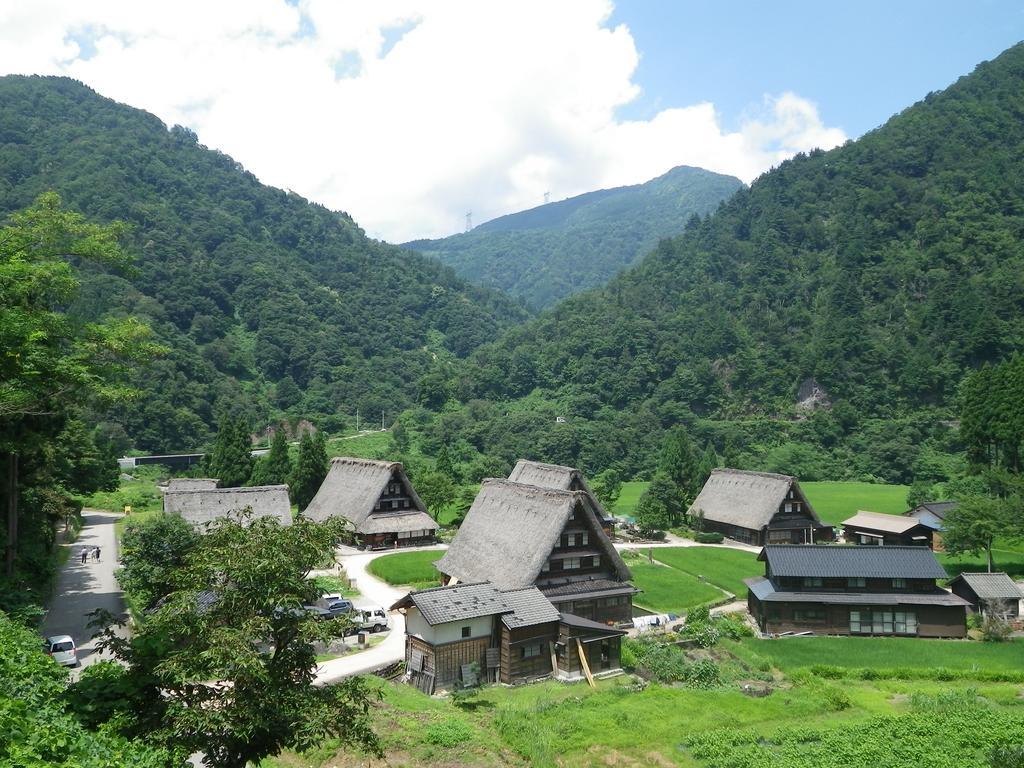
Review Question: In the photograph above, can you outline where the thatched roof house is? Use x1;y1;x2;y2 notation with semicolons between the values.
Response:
507;460;613;527
302;457;438;549
436;479;634;624
165;478;220;492
163;485;292;528
688;468;833;545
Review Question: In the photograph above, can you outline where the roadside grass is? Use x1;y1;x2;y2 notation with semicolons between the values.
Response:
649;547;760;597
326;430;393;460
367;550;442;588
800;481;910;525
732;636;1024;674
940;542;1024;579
629;562;725;613
611;481;648;518
312;574;359;599
83;466;165;518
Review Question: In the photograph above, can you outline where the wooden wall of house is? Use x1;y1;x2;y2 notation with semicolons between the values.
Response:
841;526;933;548
548;594;632;625
751;599;966;638
555;623;622;676
498;622;559;684
406;634;491;689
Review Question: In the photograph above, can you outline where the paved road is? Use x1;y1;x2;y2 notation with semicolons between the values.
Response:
42;509;125;676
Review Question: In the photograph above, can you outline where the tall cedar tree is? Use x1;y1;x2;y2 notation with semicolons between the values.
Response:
291;430;327;510
205;417;253;488
658;428;701;506
88;514;380;768
252;429;292;487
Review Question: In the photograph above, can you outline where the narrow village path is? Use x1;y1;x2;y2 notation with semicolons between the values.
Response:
314;543;447;685
42;509;125;678
616;535;761;555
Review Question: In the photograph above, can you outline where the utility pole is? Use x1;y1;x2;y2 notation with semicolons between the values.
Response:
355;409;360;433
381;411;385;430
544;191;550;204
465;211;472;232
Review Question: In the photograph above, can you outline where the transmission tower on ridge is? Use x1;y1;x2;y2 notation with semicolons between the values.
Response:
544;191;550;204
465;211;472;232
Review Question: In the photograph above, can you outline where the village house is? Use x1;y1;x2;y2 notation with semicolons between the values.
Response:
948;572;1022;618
903;501;957;551
841;510;934;548
302;457;438;549
507;459;615;533
392;581;625;693
435;478;636;623
688;468;834;546
165;478;221;492
163;484;292;528
745;545;968;638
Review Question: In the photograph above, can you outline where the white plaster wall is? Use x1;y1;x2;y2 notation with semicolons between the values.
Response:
406;609;493;643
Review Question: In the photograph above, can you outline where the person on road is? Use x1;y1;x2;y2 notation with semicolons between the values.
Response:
93;546;101;562
80;548;88;564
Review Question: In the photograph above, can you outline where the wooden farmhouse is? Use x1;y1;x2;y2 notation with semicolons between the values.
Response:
841;510;934;547
948;572;1022;618
392;581;625;693
745;545;968;638
688;468;834;546
302;457;438;549
163;484;292;529
507;460;615;533
904;501;957;551
435;478;636;623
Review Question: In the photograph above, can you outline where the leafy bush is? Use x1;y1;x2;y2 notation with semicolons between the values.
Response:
424;718;474;747
694;532;724;544
685;659;721;689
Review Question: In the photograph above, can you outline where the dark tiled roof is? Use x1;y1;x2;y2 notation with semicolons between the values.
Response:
401;582;510;625
541;579;638;598
761;545;948;579
558;612;627;636
500;587;561;629
949;572;1023;601
746;578;969;607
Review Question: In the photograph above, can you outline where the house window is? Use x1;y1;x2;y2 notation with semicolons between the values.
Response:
850;610;917;635
541;560;551;572
784;502;793;513
580;531;589;546
803;577;822;588
461;626;471;638
891;578;907;589
521;644;542;659
794;609;826;622
847;577;865;588
564;558;581;570
768;529;791;543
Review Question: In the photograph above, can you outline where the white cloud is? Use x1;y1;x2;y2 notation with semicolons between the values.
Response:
0;1;846;242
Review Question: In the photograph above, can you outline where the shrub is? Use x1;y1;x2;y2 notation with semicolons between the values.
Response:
694;532;724;544
685;659;721;689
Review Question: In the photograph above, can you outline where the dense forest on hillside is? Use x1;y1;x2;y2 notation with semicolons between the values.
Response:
415;44;1024;483
0;76;527;452
405;166;742;309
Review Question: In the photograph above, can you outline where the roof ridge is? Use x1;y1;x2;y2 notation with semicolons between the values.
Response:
165;484;289;494
710;467;794;481
480;478;577;500
329;456;400;468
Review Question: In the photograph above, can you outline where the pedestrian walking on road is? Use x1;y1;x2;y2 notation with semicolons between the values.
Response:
80;549;88;564
93;546;101;562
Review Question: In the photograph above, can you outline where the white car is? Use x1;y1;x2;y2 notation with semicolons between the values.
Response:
348;604;390;634
45;635;78;667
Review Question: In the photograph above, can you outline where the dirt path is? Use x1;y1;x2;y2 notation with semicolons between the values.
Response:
42;509;125;676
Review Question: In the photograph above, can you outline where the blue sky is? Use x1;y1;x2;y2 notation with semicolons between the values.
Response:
611;1;1024;136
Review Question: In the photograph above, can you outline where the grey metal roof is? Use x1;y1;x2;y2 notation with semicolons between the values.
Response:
747;579;969;607
949;572;1023;601
500;587;561;629
541;579;638;598
301;457;438;534
842;511;922;534
397;582;510;625
745;576;775;601
687;468;823;530
508;460;612;521
436;479;631;589
760;545;948;579
558;612;627;636
163;485;292;528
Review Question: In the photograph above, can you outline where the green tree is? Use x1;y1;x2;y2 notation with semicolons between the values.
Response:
435;444;457;480
634;492;673;533
943;494;1016;572
90;513;380;768
205;416;253;488
290;430;328;510
645;472;686;526
590;468;623;510
117;513;200;610
658;428;701;504
252;429;292;487
906;480;937;511
1;193;156;578
415;470;456;519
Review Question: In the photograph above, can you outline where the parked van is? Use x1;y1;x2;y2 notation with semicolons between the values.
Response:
348;604;389;633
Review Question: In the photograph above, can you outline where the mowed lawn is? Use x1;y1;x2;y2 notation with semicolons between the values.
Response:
629;562;725;614
736;636;1024;674
651;547;760;597
367;550;442;588
800;481;910;525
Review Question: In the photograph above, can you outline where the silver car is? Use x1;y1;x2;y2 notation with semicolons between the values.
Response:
45;635;78;667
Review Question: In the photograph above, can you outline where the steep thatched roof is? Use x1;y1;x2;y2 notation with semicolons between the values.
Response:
165;478;220;492
507;459;612;522
688;468;822;530
164;485;292;528
301;457;438;535
435;479;630;589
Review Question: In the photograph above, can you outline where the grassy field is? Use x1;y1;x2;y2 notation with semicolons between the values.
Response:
800;481;910;525
733;636;1024;673
610;480;648;517
627;561;727;613
367;550;442;588
650;547;760;597
325;430;393;460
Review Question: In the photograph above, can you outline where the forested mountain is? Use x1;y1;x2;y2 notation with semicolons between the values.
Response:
0;76;527;452
428;44;1024;482
404;166;742;309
